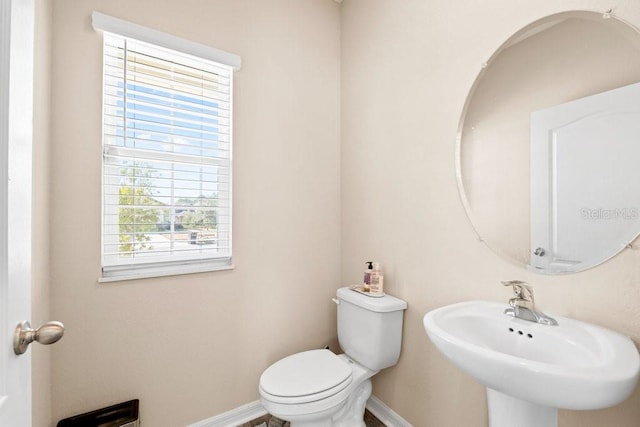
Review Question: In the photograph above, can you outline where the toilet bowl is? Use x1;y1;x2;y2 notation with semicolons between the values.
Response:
260;350;376;427
259;287;407;427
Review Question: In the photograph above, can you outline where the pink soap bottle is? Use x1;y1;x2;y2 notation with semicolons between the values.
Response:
363;261;373;291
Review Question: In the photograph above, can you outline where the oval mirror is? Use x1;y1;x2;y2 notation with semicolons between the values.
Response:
458;11;640;274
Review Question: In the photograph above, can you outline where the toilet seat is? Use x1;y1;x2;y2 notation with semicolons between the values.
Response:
259;349;353;404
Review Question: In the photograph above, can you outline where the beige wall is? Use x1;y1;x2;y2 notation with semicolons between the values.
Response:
33;0;53;425
341;0;640;426
48;1;341;426
39;0;640;426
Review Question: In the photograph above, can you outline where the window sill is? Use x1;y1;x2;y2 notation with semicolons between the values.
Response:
99;262;234;283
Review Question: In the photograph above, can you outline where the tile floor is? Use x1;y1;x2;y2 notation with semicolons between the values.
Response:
240;409;385;427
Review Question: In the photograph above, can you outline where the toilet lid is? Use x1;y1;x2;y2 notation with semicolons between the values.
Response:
260;349;352;402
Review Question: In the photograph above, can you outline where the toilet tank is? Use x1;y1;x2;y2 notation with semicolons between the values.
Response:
336;287;408;371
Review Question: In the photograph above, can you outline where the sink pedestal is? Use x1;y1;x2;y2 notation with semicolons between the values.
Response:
487;389;557;427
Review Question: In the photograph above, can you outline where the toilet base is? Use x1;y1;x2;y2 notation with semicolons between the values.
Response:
330;378;371;427
287;379;372;427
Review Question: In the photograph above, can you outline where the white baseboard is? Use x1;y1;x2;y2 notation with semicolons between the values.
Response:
186;400;267;427
188;395;412;427
366;395;413;427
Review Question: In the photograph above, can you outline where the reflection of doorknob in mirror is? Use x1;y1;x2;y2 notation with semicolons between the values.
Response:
534;247;546;257
14;320;65;355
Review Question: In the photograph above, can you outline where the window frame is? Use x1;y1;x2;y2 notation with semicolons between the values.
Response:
93;12;240;282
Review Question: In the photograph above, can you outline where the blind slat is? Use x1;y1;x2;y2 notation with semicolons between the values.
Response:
103;130;231;151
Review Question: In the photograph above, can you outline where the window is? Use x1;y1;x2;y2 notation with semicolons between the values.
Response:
93;12;240;281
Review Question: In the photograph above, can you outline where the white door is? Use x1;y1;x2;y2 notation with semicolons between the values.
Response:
0;0;34;425
530;81;640;273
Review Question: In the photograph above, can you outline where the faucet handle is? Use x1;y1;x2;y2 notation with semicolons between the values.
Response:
501;280;534;302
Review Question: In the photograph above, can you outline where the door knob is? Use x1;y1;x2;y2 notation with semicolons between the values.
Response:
13;320;64;355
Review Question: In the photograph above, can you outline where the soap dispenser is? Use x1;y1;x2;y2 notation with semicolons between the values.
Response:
369;262;384;295
363;261;373;291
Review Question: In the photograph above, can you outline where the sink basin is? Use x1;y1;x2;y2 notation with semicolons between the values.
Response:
423;301;640;426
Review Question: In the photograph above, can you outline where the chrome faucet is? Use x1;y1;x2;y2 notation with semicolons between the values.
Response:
502;280;558;326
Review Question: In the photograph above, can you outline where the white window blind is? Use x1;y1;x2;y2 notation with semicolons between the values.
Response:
100;30;235;279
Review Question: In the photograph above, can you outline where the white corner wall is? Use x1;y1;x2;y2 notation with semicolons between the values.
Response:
32;0;53;425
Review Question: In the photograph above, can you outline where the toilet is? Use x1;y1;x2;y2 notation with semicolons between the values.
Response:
259;286;408;427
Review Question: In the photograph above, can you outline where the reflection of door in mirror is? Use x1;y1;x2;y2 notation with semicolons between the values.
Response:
530;82;640;273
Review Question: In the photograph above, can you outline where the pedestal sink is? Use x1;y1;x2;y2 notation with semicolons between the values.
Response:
423;301;640;427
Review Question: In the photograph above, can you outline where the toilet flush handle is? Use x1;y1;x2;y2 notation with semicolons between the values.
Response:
332;297;340;305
